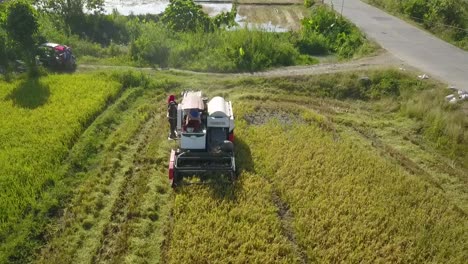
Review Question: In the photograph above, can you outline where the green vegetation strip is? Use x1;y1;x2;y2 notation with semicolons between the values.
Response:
0;73;121;231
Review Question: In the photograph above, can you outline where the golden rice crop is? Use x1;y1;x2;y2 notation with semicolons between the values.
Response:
167;174;299;263
236;103;467;263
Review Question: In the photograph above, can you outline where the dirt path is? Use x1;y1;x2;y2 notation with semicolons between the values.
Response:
78;51;406;77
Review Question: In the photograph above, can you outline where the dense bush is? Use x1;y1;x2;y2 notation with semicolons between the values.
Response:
0;6;9;70
368;0;468;50
296;32;328;55
130;22;301;72
29;0;373;72
162;0;236;32
130;22;171;67
299;6;367;58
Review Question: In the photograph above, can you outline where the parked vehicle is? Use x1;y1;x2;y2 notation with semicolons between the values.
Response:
37;43;76;71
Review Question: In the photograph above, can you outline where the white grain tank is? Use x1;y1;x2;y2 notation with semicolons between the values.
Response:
207;96;234;132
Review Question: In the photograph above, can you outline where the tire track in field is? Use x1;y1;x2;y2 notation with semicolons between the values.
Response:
347;123;468;215
160;207;174;263
35;88;158;264
92;113;160;263
272;192;309;264
257;166;309;263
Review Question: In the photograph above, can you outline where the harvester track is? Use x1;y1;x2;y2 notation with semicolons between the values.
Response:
92;114;158;263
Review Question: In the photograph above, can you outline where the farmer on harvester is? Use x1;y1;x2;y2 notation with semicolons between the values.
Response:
167;95;178;139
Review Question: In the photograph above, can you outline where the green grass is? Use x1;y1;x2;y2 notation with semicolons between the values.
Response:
31;4;376;73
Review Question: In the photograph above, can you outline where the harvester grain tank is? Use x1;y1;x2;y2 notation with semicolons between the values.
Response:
168;91;236;187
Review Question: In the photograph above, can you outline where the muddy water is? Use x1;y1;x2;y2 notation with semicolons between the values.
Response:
103;0;232;16
103;0;170;15
103;0;292;32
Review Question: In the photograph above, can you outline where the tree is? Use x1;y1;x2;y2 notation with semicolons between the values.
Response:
162;0;212;32
161;0;237;32
5;1;39;73
0;5;8;71
34;0;104;32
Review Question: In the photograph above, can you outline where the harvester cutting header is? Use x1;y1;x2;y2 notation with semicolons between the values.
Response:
168;91;236;187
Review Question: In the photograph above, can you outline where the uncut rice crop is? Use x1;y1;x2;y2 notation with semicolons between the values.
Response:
0;73;121;234
236;104;468;263
167;174;299;263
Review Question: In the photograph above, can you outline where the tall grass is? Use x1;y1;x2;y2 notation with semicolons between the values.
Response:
130;22;307;72
298;5;376;58
227;68;467;160
402;88;468;159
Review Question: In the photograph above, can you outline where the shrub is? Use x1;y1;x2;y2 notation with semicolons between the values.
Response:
401;88;468;157
300;6;369;58
130;23;301;72
404;0;429;21
130;22;171;67
296;32;328;55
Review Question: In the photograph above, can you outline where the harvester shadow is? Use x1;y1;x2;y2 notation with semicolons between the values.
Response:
210;137;254;201
6;77;50;109
235;137;255;174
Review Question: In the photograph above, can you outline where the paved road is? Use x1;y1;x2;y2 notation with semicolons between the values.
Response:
325;0;468;91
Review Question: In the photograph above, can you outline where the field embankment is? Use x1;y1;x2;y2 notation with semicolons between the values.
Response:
1;69;467;263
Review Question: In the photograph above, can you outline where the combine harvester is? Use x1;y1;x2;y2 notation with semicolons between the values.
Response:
168;91;236;187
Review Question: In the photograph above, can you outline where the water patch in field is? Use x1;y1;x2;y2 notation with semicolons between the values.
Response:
103;0;231;16
234;14;289;32
102;1;289;32
103;0;169;15
201;3;232;16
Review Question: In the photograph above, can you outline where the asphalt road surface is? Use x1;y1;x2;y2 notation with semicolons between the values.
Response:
325;0;468;91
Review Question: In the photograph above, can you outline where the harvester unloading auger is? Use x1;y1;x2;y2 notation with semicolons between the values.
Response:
168;91;236;187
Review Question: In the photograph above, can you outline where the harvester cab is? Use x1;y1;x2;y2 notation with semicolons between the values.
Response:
168;91;236;187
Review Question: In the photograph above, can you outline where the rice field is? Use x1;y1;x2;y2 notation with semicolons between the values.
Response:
0;73;123;262
1;69;467;263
